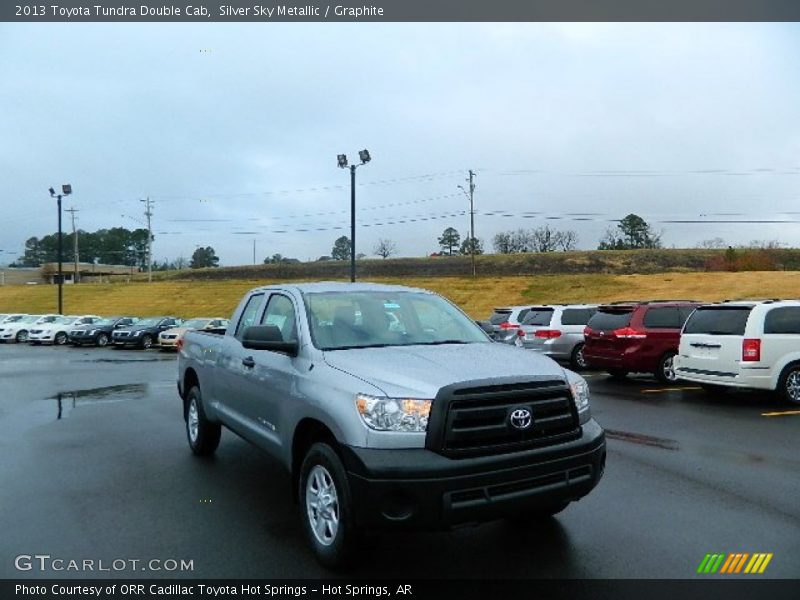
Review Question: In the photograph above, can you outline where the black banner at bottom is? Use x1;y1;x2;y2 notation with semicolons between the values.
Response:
3;580;799;600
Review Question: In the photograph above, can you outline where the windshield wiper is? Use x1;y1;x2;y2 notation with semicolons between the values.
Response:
413;340;473;346
326;343;395;350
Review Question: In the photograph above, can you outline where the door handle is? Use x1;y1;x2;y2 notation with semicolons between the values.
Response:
242;356;255;369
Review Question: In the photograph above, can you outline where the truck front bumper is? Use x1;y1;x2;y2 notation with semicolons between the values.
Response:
341;419;605;530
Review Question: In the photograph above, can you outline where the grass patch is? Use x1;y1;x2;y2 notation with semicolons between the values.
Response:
1;271;799;320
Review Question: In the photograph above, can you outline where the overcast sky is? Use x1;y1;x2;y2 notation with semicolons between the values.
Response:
1;22;799;266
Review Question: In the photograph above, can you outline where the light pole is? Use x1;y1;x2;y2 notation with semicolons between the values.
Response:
49;184;72;314
458;169;476;277
337;149;371;282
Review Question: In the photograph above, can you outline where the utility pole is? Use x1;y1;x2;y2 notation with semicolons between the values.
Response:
140;197;153;282
458;170;477;277
65;207;79;284
468;169;476;277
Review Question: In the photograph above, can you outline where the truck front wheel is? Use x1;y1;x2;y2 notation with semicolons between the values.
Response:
185;386;221;456
299;442;360;570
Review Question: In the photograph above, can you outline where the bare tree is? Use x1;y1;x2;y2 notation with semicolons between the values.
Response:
509;228;534;253
555;230;578;251
531;225;559;252
373;238;397;259
493;232;513;254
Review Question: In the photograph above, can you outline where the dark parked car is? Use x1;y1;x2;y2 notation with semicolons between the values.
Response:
582;301;700;382
111;317;181;349
69;316;140;347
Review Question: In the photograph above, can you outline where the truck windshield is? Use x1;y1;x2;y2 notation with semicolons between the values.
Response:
305;291;489;350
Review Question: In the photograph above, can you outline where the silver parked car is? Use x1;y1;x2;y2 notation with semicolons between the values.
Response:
487;305;536;343
515;304;598;369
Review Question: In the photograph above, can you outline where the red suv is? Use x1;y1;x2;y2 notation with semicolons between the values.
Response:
583;301;700;382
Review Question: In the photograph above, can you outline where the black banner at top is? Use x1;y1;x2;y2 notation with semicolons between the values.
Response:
3;0;800;22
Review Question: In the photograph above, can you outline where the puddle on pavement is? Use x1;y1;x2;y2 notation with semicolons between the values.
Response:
48;384;148;420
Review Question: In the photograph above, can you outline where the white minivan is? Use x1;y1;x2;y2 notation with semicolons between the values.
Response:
675;300;800;403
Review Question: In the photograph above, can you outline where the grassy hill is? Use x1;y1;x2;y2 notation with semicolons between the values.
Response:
1;271;799;320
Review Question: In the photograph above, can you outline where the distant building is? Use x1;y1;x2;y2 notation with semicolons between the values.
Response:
37;262;139;284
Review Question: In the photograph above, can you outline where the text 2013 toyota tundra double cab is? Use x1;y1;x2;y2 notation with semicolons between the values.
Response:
178;282;605;568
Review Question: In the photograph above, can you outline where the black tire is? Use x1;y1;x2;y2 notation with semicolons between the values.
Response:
140;334;154;350
16;330;28;343
185;386;221;456
96;333;109;347
570;343;588;370
777;364;800;405
507;501;570;526
54;332;68;346
299;442;360;570
607;369;628;380
655;352;678;384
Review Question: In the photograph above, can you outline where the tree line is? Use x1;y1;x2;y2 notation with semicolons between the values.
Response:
11;228;151;268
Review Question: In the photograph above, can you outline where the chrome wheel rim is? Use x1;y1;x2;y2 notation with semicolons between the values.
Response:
55;333;67;345
187;398;199;443
97;334;108;347
663;355;676;381
142;336;152;349
786;371;800;402
17;331;28;342
576;345;587;368
306;465;339;546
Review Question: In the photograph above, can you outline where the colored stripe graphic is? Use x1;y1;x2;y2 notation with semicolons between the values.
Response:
702;553;773;575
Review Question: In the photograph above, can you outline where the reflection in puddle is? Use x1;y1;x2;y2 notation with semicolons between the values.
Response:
49;384;148;420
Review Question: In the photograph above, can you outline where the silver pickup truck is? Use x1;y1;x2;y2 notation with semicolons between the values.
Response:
178;282;605;568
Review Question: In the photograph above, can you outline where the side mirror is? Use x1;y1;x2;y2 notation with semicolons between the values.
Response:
476;320;494;335
242;325;298;356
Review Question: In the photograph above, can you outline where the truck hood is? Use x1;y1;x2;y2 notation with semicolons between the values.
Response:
323;342;567;398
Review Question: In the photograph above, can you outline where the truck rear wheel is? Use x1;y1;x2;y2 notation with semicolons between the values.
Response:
185;386;221;456
299;442;360;570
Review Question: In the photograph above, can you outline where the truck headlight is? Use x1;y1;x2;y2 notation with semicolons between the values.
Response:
355;394;432;432
569;378;591;424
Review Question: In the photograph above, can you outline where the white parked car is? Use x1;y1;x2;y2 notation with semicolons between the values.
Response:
0;314;45;342
675;300;800;403
28;315;102;346
0;313;27;324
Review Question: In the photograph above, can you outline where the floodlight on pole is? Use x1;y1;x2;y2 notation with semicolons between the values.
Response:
337;148;372;282
49;183;72;314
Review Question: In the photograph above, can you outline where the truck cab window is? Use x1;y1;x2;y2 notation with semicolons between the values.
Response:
235;293;265;339
260;294;298;342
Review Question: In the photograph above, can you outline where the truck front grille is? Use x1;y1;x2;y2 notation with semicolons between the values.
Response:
427;379;580;458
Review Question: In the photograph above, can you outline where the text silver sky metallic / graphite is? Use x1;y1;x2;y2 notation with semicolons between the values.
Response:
6;1;800;22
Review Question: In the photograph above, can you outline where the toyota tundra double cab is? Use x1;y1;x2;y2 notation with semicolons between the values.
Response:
177;282;606;568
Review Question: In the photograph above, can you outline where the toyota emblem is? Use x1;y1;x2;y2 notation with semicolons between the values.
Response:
509;407;533;430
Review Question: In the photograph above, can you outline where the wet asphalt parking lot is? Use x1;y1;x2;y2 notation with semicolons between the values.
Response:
0;343;798;579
